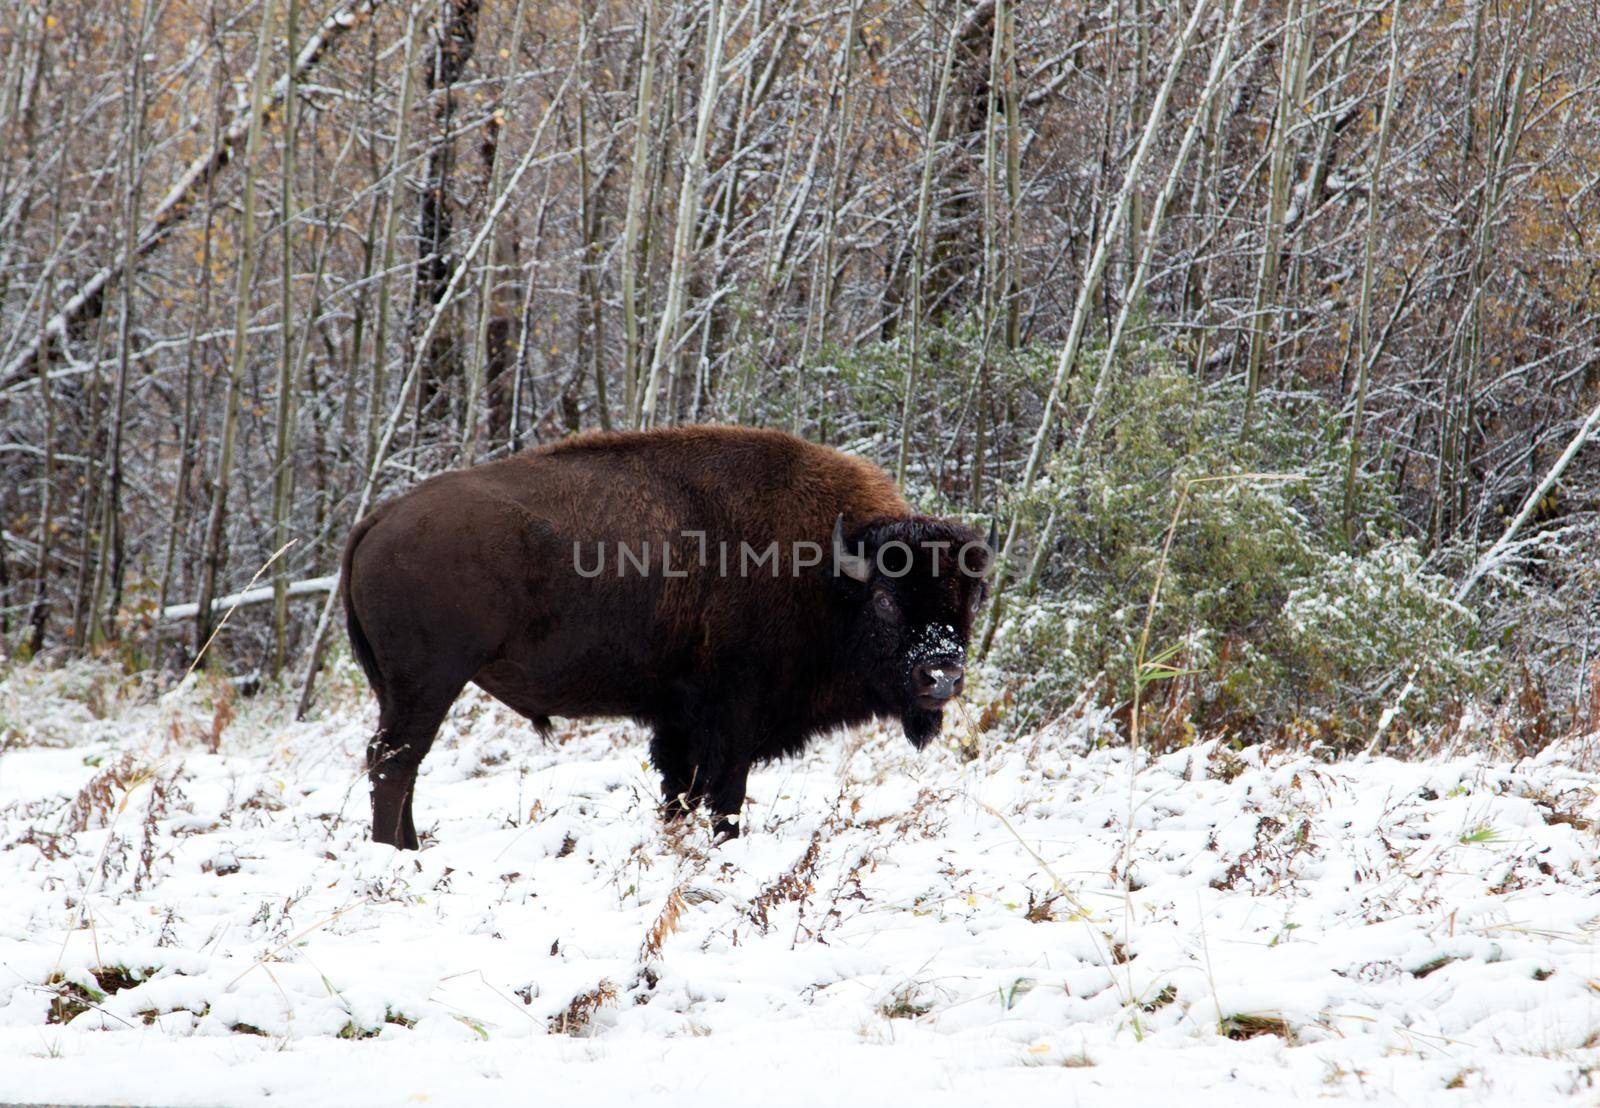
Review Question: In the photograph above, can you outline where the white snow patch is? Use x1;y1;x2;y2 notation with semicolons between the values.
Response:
0;661;1597;1105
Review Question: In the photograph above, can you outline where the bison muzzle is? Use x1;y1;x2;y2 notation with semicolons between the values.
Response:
341;425;992;848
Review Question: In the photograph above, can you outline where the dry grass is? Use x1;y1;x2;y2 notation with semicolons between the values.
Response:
64;752;151;833
747;830;821;933
43;964;155;1026
878;979;938;1021
639;887;687;962
550;980;619;1036
1219;1013;1295;1042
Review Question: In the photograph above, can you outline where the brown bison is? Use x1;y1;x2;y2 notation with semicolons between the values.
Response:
341;425;992;848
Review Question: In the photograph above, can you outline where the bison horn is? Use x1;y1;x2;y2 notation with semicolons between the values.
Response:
833;514;871;582
986;517;998;552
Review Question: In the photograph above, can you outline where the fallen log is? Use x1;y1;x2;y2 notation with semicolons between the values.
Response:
159;573;337;622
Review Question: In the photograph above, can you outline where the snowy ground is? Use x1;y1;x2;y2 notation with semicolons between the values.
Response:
1;659;1598;1106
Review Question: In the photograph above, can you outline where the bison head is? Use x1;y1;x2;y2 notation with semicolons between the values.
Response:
832;514;994;748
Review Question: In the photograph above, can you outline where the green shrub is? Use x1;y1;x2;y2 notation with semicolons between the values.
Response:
986;347;1491;746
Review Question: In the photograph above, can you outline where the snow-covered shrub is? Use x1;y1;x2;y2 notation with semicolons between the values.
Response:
1279;538;1484;714
987;352;1493;747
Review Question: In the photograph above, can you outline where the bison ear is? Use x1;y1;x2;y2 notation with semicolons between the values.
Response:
833;514;871;582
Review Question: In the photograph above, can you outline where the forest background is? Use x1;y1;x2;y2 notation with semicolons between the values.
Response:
1;0;1597;756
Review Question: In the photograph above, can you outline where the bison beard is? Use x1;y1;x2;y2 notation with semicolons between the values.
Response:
341;425;990;849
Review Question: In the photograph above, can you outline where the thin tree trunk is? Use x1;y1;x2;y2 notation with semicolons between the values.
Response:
1341;0;1402;543
1286;17;1353;367
70;314;111;649
1182;0;1234;369
641;0;725;428
574;4;612;431
89;0;156;645
959;0;1008;509
194;0;278;657
1452;0;1539;544
1457;395;1600;603
271;0;301;679
894;5;962;486
621;0;659;425
157;20;226;638
339;20;384;458
809;0;860;354
1241;0;1311;433
411;0;480;422
26;249;59;656
1124;0;1149;292
462;0;528;459
365;2;422;472
1000;0;1021;349
22;74;72;656
980;0;1006;356
0;517;10;640
1426;1;1486;552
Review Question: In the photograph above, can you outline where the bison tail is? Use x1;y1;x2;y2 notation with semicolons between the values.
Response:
340;511;386;704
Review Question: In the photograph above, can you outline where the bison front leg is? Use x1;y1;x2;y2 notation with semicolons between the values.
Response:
651;727;704;821
707;752;753;841
652;713;752;839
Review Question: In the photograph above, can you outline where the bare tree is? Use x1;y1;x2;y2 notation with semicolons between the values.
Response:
0;0;1596;723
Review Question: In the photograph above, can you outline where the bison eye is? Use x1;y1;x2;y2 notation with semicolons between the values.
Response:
873;591;897;619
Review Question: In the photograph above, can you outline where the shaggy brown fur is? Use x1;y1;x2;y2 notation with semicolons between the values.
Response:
342;425;988;848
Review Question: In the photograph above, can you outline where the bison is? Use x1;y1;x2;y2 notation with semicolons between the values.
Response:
341;425;992;848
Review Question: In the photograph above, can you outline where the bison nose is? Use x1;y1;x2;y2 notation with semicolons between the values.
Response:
914;661;965;702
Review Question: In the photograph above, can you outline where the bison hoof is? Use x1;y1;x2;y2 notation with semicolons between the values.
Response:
712;813;742;842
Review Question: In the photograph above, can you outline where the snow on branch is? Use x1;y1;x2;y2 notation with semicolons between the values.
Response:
160;574;338;623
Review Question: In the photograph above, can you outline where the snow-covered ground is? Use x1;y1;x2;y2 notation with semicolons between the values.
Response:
1;659;1597;1106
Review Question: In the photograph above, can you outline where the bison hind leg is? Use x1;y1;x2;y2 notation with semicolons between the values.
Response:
370;683;463;850
368;728;423;850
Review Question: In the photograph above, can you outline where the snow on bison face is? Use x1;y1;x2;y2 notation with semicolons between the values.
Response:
831;514;994;748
